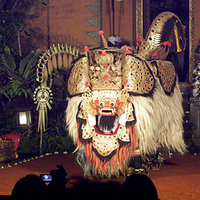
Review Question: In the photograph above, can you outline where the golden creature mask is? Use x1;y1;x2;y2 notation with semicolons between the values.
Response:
82;88;129;116
66;12;187;178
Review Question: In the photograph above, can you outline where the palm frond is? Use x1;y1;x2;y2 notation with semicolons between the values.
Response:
23;49;42;79
10;80;22;93
0;61;15;79
0;47;17;79
19;51;35;75
17;88;27;98
2;47;16;70
23;71;36;84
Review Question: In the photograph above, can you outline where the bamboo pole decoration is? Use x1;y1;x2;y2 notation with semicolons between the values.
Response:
58;53;63;69
36;44;80;84
47;59;53;75
33;85;53;154
63;53;68;69
52;54;57;69
68;55;73;67
40;123;43;154
35;44;81;154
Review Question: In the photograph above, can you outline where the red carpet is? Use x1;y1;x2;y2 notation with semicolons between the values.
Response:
0;153;200;199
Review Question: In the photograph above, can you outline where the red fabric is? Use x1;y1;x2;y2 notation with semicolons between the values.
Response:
0;133;20;150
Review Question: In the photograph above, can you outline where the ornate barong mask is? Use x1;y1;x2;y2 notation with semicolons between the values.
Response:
66;12;187;178
79;89;135;158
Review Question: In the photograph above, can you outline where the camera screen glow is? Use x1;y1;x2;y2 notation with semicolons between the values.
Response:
41;174;52;182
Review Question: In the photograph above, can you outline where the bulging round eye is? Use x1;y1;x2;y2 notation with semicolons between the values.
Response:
100;102;104;107
110;102;115;107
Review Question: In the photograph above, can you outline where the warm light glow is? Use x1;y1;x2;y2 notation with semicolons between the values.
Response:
19;112;27;125
18;111;31;126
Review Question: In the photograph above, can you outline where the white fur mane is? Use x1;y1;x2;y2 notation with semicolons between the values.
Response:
130;77;187;155
65;96;84;145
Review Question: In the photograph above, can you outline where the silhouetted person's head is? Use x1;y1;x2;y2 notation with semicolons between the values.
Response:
12;174;47;200
68;177;121;200
121;174;159;200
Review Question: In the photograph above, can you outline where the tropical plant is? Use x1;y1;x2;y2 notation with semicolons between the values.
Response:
0;108;18;134
17;131;40;158
16;121;75;157
0;47;42;102
0;0;48;55
41;77;75;154
42;127;75;154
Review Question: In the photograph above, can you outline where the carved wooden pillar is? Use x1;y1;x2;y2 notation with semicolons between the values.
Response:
189;0;195;84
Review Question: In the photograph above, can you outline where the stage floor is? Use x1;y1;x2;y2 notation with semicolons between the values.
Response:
0;153;200;200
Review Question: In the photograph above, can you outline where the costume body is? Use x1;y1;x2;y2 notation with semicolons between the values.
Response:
66;12;187;178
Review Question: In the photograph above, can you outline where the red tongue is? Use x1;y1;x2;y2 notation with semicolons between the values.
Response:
94;124;120;135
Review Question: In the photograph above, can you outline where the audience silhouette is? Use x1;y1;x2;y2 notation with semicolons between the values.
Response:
11;167;159;200
121;174;160;200
11;174;47;200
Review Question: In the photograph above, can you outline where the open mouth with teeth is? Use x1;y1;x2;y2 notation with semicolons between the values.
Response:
96;115;119;134
99;108;116;116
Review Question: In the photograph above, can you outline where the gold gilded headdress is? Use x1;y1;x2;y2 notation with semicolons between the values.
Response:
67;31;155;96
67;31;128;95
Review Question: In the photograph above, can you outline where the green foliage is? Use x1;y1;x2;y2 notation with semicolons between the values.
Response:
0;109;18;135
42;127;75;154
16;66;75;156
0;0;48;54
0;47;42;101
17;126;75;158
40;67;75;154
0;0;76;158
17;131;40;158
0;9;16;53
